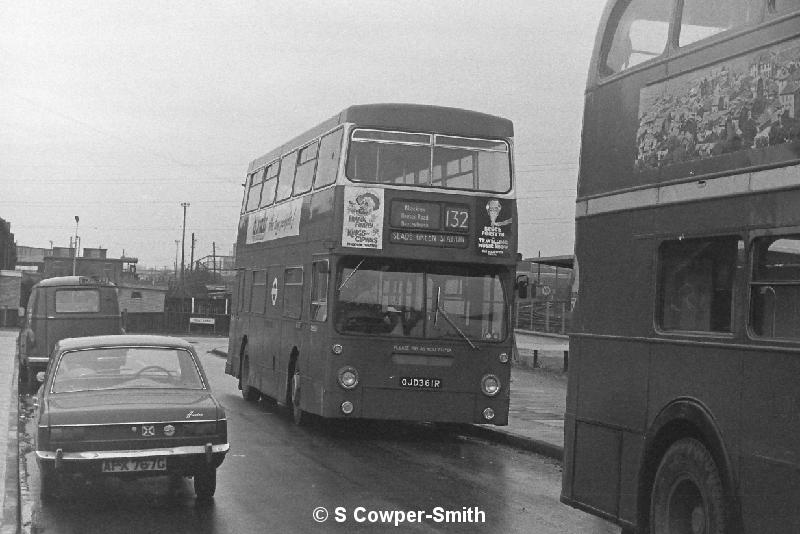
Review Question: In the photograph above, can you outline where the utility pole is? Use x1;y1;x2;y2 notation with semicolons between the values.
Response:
190;232;196;273
212;242;217;278
72;216;80;276
174;240;180;280
180;202;190;286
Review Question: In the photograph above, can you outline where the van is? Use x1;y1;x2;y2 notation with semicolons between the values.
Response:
18;276;124;390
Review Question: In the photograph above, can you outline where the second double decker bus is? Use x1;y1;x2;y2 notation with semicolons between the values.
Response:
225;104;517;426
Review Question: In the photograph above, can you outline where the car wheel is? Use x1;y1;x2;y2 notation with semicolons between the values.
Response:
40;464;59;501
650;438;726;534
240;355;259;402
194;467;216;501
290;370;307;426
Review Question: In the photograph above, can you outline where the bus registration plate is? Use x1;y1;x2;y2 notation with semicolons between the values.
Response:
101;457;167;473
400;377;441;389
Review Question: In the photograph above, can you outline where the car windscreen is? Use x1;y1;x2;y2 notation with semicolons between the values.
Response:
51;347;205;393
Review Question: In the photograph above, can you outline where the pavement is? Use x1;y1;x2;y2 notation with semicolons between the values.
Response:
0;328;568;534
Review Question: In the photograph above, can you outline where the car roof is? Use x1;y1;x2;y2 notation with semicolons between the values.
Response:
35;276;117;288
54;334;194;351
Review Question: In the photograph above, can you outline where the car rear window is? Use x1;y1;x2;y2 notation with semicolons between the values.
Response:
52;347;205;393
55;289;100;313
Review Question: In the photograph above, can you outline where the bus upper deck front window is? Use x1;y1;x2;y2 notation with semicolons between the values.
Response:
601;0;670;76
346;129;511;192
679;0;761;47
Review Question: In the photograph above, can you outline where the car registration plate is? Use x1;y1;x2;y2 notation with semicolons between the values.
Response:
400;377;442;389
101;457;167;473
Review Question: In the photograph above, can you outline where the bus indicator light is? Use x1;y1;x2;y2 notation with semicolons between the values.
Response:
498;352;509;363
482;408;495;420
341;401;354;415
331;344;344;355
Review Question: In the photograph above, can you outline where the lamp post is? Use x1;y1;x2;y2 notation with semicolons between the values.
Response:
72;216;80;276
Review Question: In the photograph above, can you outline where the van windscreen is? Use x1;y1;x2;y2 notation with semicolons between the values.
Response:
55;289;101;313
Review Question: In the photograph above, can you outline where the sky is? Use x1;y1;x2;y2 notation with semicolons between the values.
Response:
0;0;607;269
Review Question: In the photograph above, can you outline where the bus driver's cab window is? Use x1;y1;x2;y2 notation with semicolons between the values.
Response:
657;236;740;333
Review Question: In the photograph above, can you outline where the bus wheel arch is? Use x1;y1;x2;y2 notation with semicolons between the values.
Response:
638;399;741;534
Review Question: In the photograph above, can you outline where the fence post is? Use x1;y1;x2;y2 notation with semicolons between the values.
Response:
563;350;569;372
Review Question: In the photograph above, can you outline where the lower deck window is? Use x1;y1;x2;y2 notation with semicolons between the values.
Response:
750;235;800;339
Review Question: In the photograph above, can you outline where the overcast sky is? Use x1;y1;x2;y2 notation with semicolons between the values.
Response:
1;1;606;269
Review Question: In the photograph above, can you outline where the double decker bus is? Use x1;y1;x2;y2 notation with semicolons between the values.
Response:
561;1;800;533
225;104;517;426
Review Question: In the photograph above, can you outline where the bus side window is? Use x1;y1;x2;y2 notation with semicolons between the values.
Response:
276;151;298;202
750;236;800;339
245;168;265;212
314;128;343;189
601;0;671;76
293;141;319;195
679;0;760;47
283;267;304;320
657;236;740;333
311;261;329;322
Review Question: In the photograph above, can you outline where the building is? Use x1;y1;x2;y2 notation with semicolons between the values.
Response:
0;218;15;271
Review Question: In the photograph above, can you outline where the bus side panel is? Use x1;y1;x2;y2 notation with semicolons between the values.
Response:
740;348;800;533
569;336;649;518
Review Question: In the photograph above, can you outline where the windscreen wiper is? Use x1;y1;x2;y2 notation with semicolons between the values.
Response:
434;287;478;351
337;258;365;291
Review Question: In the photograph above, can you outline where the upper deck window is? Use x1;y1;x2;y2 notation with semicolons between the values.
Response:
679;0;760;47
601;0;671;76
346;129;510;193
244;168;265;213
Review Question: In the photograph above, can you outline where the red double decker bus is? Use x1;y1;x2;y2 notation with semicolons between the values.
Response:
225;104;518;426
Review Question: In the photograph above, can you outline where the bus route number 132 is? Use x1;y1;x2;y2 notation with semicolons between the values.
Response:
445;208;469;230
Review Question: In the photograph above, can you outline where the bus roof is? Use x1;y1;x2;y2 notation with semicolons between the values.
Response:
248;103;514;173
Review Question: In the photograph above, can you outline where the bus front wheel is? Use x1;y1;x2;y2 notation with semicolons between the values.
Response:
240;355;259;402
650;438;725;534
290;370;307;425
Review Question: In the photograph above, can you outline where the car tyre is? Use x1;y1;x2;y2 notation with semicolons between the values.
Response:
650;438;726;534
240;355;259;402
194;467;216;501
291;370;307;426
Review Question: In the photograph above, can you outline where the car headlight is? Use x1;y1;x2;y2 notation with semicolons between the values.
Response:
337;366;359;390
480;374;501;397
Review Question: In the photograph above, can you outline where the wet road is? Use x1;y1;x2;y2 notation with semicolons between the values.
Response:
20;336;616;534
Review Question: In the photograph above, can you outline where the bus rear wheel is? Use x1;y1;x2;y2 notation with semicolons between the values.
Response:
650;438;725;534
240;355;259;402
290;370;307;425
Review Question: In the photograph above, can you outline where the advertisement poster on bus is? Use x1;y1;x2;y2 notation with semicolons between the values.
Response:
342;186;384;249
246;197;302;244
476;197;512;257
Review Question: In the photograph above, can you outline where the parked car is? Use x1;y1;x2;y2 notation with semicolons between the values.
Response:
18;276;124;392
33;335;228;501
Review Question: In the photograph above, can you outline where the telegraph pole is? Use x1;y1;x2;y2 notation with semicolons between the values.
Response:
180;202;190;286
174;240;180;280
72;216;80;276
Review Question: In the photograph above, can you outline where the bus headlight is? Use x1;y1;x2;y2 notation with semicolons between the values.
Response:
480;374;501;397
337;366;359;390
